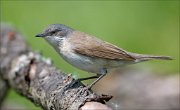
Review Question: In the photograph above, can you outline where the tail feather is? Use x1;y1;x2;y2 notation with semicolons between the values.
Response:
128;52;173;62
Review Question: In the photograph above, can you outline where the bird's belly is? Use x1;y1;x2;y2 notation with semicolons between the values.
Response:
60;50;127;74
60;51;104;74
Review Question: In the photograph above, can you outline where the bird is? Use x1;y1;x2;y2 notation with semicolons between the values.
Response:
35;24;172;89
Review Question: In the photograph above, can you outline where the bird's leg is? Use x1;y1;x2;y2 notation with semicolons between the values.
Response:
72;75;101;102
73;68;107;102
77;75;99;81
71;75;99;88
87;68;107;89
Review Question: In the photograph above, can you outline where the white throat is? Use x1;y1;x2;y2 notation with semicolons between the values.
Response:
44;36;65;50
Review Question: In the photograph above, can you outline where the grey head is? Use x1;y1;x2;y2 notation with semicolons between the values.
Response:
36;24;74;47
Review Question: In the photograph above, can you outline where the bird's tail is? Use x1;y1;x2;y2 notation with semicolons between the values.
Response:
128;52;173;62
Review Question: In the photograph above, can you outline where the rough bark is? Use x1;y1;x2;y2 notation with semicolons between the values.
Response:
0;76;9;107
0;23;112;110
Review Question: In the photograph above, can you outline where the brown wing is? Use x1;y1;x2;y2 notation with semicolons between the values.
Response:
68;31;136;61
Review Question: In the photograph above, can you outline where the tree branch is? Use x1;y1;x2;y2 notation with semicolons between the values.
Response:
0;23;112;110
0;76;9;106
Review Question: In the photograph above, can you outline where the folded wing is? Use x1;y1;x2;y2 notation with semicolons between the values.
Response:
68;31;136;61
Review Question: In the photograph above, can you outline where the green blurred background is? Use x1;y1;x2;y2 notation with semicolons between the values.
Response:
1;1;179;109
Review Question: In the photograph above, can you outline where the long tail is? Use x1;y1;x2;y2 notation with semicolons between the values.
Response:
128;52;173;62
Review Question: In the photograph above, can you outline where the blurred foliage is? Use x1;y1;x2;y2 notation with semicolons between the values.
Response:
3;89;41;110
1;1;179;109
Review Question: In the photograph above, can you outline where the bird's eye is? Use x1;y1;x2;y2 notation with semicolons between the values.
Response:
51;30;56;34
50;29;61;35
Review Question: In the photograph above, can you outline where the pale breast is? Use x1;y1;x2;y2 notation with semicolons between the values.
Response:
58;39;101;73
58;39;130;74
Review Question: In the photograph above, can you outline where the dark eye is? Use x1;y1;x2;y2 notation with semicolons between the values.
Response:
51;30;56;34
50;29;62;35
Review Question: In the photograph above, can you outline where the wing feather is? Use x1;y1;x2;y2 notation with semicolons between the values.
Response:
68;31;135;61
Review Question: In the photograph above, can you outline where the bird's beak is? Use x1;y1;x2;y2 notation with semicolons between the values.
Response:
35;33;45;37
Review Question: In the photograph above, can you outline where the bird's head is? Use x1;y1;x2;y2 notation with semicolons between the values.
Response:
35;24;73;47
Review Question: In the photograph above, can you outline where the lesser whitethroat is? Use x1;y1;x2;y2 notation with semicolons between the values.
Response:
36;24;172;89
